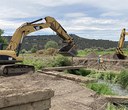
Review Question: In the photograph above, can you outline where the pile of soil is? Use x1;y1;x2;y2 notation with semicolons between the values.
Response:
86;52;98;59
36;48;58;56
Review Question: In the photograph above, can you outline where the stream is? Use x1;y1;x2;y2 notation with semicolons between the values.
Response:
98;80;128;96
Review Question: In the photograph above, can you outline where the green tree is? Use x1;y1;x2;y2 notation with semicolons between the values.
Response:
0;29;7;44
31;45;37;53
0;29;4;36
44;40;58;49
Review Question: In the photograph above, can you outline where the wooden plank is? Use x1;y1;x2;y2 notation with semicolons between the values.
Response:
42;65;87;71
104;95;128;104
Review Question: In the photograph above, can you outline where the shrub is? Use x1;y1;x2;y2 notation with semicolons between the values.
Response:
21;49;27;54
50;55;71;67
0;37;7;44
23;58;48;70
31;45;37;53
0;29;8;45
44;40;58;49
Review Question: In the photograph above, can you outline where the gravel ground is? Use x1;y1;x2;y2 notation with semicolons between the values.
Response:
0;72;108;110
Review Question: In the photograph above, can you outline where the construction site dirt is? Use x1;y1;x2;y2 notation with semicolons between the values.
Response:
73;52;128;71
0;72;108;110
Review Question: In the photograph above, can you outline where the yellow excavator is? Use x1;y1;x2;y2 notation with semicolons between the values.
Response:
0;16;77;75
114;28;128;59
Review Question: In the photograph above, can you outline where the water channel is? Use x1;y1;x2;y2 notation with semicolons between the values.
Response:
98;80;128;96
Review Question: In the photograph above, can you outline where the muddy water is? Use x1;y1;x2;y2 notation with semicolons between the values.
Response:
98;80;128;96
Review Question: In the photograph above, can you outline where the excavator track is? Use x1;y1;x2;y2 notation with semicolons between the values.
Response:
0;64;35;76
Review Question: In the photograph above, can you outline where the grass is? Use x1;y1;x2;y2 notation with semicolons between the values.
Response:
106;103;127;110
77;49;128;57
77;49;115;57
23;57;50;70
22;52;128;91
67;69;91;76
50;55;72;67
86;83;115;95
22;54;72;70
77;50;89;56
87;71;118;83
117;70;128;89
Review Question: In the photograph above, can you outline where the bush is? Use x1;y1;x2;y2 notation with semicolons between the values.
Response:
21;49;27;54
45;40;58;49
31;45;37;53
23;58;48;70
0;29;8;45
117;70;128;89
0;37;7;44
50;55;72;67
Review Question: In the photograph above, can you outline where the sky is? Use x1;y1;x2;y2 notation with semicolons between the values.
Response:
1;0;128;41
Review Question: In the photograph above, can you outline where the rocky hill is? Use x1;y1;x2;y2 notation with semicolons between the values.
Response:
4;34;127;50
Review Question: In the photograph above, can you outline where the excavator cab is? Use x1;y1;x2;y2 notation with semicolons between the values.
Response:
59;44;77;57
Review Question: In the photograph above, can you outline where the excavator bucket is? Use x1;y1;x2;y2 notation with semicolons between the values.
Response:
113;53;127;59
59;44;77;57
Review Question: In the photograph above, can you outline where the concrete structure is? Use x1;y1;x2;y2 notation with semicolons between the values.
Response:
0;89;54;110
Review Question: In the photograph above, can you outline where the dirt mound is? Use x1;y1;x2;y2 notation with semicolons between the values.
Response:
36;48;58;56
102;53;114;59
86;52;98;59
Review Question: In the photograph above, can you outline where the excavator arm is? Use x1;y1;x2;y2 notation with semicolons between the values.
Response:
114;28;128;59
6;16;76;56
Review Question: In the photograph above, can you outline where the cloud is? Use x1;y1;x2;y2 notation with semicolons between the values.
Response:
0;0;128;41
0;20;22;29
100;12;123;17
65;13;86;18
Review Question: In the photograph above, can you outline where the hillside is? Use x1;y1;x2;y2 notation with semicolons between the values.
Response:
4;34;128;50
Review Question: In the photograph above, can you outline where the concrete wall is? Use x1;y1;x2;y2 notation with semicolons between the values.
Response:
0;89;54;110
